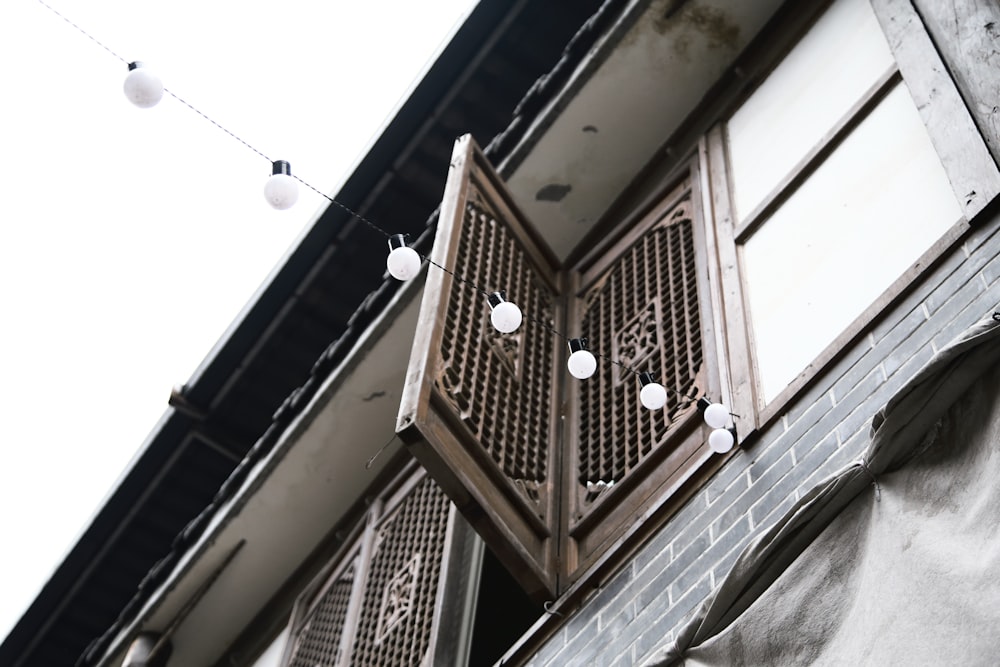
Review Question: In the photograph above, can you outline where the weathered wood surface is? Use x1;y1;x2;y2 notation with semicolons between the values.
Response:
913;0;1000;165
871;0;1000;220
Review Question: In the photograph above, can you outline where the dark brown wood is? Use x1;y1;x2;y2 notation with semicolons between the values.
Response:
396;135;561;601
564;177;723;584
912;0;1000;166
871;0;1000;220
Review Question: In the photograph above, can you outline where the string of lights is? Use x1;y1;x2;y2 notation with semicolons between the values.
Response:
37;0;738;453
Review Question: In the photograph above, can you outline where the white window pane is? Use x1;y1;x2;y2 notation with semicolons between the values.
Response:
742;84;961;403
727;0;894;221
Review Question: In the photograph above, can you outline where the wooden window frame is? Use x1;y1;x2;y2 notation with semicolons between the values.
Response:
397;135;727;602
279;461;478;667
705;0;1000;434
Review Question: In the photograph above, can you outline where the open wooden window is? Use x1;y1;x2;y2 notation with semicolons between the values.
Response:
281;463;477;667
397;136;720;599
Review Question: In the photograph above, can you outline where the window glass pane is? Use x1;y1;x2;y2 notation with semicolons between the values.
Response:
742;84;961;402
727;0;894;220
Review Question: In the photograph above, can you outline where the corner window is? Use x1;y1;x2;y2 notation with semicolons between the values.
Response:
708;0;1000;420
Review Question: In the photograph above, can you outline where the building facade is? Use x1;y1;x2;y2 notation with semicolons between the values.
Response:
6;0;1000;665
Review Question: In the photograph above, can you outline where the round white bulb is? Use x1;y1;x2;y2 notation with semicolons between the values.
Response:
264;173;299;210
709;427;735;454
490;300;522;333
640;382;667;410
703;402;729;429
386;246;421;281
123;65;163;108
567;349;597;379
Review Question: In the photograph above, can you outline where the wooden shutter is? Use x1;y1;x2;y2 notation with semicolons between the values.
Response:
348;476;452;666
286;549;363;667
563;181;713;582
399;138;722;596
397;135;562;601
282;466;465;667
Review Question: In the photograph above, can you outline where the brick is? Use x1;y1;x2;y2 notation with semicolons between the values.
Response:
636;575;712;660
923;242;993;316
748;434;793;483
780;377;835;436
563;605;599;648
593;604;643;666
980;241;1000;284
834;368;885;443
777;391;835;458
558;629;605;667
711;448;795;539
752;492;798;536
792;426;838;471
749;465;802;529
963;214;1000;256
931;278;1000;350
672;515;751;598
882;334;933;382
706;469;750;530
634;491;706;574
605;646;635;667
636;531;709;612
588;561;634;621
705;455;750;504
529;626;567;667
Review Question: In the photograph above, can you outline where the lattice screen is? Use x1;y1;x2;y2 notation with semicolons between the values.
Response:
577;198;703;503
287;557;358;667
434;194;556;509
349;477;450;666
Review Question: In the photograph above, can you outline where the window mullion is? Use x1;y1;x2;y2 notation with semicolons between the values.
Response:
704;127;760;430
733;64;900;242
334;500;383;667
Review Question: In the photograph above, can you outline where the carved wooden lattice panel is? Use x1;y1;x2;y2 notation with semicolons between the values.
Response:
287;556;358;667
436;195;555;508
398;135;561;600
349;477;450;666
577;198;704;508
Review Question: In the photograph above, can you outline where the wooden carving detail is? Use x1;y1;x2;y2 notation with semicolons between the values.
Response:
614;302;662;385
350;478;449;666
435;361;471;420
288;558;358;667
374;553;421;645
576;196;704;510
433;197;554;510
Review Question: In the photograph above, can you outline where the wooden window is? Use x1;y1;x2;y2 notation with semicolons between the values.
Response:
397;136;720;599
281;463;475;667
705;0;1000;428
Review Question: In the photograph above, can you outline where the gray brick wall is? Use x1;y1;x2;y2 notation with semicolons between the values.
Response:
522;217;1000;666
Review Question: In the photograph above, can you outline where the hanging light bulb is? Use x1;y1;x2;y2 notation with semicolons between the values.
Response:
386;234;421;281
567;338;597;379
638;372;667;410
697;397;732;429
709;427;736;454
264;160;299;210
487;291;522;333
123;62;163;108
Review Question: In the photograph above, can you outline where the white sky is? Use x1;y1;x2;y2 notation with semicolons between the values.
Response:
0;0;478;642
